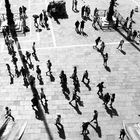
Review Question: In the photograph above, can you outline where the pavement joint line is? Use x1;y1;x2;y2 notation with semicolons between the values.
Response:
0;41;132;53
44;0;57;48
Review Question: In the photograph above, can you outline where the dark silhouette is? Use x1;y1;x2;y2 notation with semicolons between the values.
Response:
103;53;108;67
107;0;118;22
47;60;52;72
75;20;80;33
103;93;110;106
82;70;91;91
72;0;79;12
110;93;115;107
55;115;66;139
32;42;39;61
81;122;90;135
90;110;98;124
89;122;102;138
23;77;29;88
94;37;101;48
119;129;126;140
69;90;82;114
80;20;85;34
97;82;105;97
117;39;124;51
46;71;55;82
5;106;15;121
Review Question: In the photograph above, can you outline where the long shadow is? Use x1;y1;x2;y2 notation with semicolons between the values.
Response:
82;32;88;37
104;105;119;118
89;123;102;138
6;0;54;139
82;81;91;91
115;28;140;52
46;71;55;82
104;65;111;72
69;102;82;115
33;107;44;120
56;124;66;139
83;134;91;140
120;49;126;55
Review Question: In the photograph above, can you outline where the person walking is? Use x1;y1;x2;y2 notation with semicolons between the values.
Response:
81;122;90;135
55;114;61;127
119;129;126;140
81;5;85;18
47;60;52;72
36;65;41;79
80;20;85;34
75;20;80;33
94;37;101;48
110;93;115;107
69;89;80;105
103;53;108;67
81;70;90;84
103;93;110;105
97;82;105;96
100;41;106;55
90;110;98;123
72;0;78;12
117;39;124;50
5;107;15;121
130;9;134;19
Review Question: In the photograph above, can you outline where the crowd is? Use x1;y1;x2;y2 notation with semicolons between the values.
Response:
2;0;139;140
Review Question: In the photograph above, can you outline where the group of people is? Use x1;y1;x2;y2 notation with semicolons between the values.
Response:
33;10;50;32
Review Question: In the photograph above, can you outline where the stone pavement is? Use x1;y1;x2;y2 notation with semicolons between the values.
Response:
0;0;140;140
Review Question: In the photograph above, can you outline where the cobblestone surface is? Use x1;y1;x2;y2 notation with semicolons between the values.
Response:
0;0;140;140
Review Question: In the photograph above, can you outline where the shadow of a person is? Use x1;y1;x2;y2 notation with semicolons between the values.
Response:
104;65;111;72
83;81;91;91
89;122;102;138
33;107;43;120
83;133;91;140
56;123;66;139
104;104;113;118
82;32;88;37
69;101;82;115
62;89;70;100
120;50;126;55
110;106;119;116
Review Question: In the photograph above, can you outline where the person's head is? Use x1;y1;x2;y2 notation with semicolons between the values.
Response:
94;110;97;113
33;42;35;45
5;107;8;110
41;88;43;91
101;81;104;84
57;115;61;118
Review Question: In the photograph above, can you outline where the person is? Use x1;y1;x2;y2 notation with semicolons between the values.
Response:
95;37;101;48
81;122;90;135
128;20;133;30
36;65;41;79
90;110;98;123
93;8;98;17
130;9;134;19
81;5;85;18
100;41;105;55
40;88;46;103
5;107;15;121
123;17;129;29
69;89;80;105
81;70;90;84
103;93;110;105
117;39;124;50
110;93;115;106
70;66;77;81
97;82;105;96
59;70;67;85
85;5;91;19
26;51;31;62
20;66;26;78
72;0;78;12
132;30;137;40
23;77;29;88
47;60;52;72
103;53;108;67
22;5;27;15
55;115;61;126
80;20;85;34
119;129;126;140
75;20;80;33
39;12;43;27
19;7;22;19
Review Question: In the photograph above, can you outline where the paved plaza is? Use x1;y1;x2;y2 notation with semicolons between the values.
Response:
0;0;140;140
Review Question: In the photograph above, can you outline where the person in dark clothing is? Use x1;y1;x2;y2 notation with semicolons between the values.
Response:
99;41;105;55
47;60;52;72
130;9;134;19
103;93;110;105
117;39;124;50
39;13;43;27
94;37;101;48
75;20;80;33
55;115;61;127
69;89;80;105
23;77;29;88
19;7;22;19
70;66;77;81
119;129;126;140
103;53;108;67
5;107;15;121
20;66;26;78
9;73;14;84
81;122;90;135
44;15;50;30
123;17;129;29
36;65;41;79
80;20;85;34
90;110;98;123
81;5;85;18
26;51;31;62
22;6;27;15
81;70;90;84
132;30;137;40
97;82;105;96
72;0;78;12
110;93;115;107
32;42;39;61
